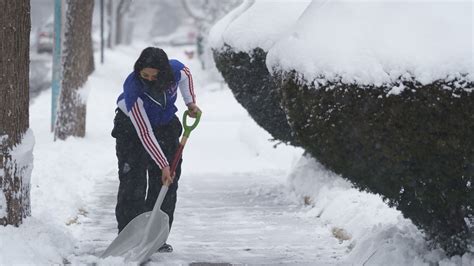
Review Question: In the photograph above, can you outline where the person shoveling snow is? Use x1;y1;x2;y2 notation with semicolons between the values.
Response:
102;47;201;262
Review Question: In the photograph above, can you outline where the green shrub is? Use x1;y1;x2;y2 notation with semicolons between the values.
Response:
213;45;298;145
277;71;473;255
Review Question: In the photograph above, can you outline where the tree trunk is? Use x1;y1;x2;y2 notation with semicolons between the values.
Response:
107;0;115;48
0;0;32;226
115;0;124;45
115;0;132;46
54;0;95;140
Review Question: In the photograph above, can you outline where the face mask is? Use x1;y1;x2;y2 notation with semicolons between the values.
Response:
140;77;158;89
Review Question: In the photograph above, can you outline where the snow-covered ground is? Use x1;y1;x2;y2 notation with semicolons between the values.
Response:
0;43;472;265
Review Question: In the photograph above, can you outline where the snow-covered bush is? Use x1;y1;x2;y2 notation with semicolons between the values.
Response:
274;70;473;256
267;1;473;256
213;46;297;144
210;0;309;145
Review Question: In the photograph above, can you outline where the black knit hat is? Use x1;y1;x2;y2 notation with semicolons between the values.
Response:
134;47;175;87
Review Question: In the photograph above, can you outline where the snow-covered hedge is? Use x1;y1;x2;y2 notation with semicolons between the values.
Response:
211;0;473;256
213;46;297;144
210;0;310;145
275;70;473;256
266;0;473;256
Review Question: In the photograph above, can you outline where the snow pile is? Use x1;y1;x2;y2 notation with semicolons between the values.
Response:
29;48;131;228
209;0;310;52
289;154;474;265
0;218;74;264
266;0;473;87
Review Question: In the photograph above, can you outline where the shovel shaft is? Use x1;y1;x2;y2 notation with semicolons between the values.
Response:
170;137;187;174
165;110;200;187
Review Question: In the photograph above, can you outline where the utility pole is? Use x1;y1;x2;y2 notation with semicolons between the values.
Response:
51;0;63;131
100;0;104;64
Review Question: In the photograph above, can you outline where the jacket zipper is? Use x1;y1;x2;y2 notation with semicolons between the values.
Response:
144;92;167;109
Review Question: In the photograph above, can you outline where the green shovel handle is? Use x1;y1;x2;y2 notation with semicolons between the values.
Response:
182;110;201;138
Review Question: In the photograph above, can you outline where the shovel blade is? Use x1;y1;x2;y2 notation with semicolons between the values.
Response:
101;210;169;262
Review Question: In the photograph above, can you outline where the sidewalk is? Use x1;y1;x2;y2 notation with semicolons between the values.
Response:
72;170;348;265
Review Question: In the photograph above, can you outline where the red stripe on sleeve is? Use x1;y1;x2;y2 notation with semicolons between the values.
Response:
183;67;196;103
131;103;168;168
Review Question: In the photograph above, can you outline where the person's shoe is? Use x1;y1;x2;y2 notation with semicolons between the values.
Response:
157;243;173;253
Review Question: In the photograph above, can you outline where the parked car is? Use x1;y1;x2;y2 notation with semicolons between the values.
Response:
152;25;197;47
36;17;53;54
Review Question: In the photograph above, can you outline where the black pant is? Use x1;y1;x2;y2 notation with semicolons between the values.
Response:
112;109;183;233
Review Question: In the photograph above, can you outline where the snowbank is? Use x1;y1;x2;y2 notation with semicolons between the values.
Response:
289;154;474;265
266;0;473;86
0;218;74;264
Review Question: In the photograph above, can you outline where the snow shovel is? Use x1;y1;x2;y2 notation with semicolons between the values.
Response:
101;110;201;263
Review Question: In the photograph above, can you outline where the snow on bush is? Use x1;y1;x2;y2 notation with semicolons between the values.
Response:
266;0;473;88
210;0;310;53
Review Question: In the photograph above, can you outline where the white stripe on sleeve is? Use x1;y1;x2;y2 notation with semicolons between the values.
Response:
179;67;196;105
129;98;169;169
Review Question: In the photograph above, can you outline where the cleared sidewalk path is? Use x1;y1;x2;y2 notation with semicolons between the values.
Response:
73;170;348;265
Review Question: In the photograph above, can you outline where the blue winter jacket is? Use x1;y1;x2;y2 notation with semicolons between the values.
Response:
116;59;195;169
118;59;194;125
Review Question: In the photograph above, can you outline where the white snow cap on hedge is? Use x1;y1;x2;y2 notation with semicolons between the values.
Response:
209;0;310;53
267;0;473;86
